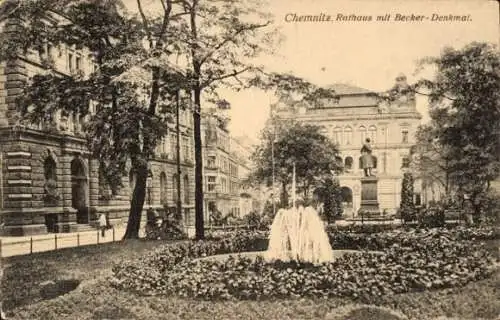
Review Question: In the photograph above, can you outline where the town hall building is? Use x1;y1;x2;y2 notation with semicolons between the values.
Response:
272;75;422;217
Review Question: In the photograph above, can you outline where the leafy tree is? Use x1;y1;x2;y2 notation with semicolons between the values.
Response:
174;0;280;239
176;0;340;239
411;124;454;196
252;121;342;207
0;0;189;239
1;0;340;240
400;172;415;222
414;42;500;215
315;177;343;223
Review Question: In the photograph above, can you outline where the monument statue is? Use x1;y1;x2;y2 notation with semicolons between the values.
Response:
360;138;375;177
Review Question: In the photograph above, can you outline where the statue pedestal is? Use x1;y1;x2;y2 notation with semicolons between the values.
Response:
359;176;380;215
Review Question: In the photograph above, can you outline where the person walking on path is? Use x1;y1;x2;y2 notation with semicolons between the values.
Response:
99;213;107;237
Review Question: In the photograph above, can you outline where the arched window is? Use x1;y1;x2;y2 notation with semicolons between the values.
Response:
44;157;57;182
344;126;352;145
344;156;353;170
333;126;342;144
184;175;190;204
160;172;167;205
369;125;377;143
358;125;367;144
44;156;58;205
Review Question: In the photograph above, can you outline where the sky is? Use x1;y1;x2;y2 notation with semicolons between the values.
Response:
123;0;499;142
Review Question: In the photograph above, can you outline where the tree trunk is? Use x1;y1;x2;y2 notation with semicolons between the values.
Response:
189;0;204;240
123;64;160;239
123;165;148;239
193;86;204;239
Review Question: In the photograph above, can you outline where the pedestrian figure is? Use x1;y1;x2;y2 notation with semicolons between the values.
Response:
99;213;107;237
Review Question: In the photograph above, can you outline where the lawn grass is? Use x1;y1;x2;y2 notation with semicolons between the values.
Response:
1;239;181;311
2;239;499;320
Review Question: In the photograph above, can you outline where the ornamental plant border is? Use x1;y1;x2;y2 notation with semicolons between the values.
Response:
111;227;499;301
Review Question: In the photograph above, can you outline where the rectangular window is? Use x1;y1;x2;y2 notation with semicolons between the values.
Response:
207;156;216;168
182;137;189;161
75;56;81;71
220;178;227;193
402;156;410;168
207;176;216;192
402;129;409;143
68;53;74;72
170;139;177;159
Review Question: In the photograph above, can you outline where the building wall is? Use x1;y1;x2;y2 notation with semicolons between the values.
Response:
201;113;258;223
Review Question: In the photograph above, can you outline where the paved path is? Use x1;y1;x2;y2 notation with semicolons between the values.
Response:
0;225;131;257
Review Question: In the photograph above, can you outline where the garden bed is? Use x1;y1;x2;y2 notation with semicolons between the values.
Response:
4;228;499;320
111;227;498;301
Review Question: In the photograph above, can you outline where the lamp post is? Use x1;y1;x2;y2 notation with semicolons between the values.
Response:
271;131;276;215
270;104;277;215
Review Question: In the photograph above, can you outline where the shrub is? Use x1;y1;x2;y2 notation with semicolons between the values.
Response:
400;172;416;222
145;206;186;240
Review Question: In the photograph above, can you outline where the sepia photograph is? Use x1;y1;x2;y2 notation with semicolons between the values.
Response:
0;0;498;319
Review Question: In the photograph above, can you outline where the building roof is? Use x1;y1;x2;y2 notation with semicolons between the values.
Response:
324;83;374;96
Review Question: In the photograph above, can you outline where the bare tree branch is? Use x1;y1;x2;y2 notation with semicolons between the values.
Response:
156;0;173;47
202;67;252;88
136;0;153;48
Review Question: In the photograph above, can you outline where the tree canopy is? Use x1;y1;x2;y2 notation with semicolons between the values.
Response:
252;120;342;207
0;0;189;238
412;42;500;209
0;0;340;239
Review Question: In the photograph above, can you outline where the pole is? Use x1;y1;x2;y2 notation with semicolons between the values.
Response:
176;90;183;223
292;162;296;208
270;106;276;215
384;126;388;173
271;134;276;215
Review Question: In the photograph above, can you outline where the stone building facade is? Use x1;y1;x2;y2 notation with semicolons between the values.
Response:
272;76;422;216
201;111;257;223
0;18;195;236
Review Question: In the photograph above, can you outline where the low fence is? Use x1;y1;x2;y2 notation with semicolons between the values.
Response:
0;227;122;257
204;224;260;232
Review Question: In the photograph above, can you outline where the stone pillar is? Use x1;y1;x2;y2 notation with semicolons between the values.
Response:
58;155;77;232
359;176;380;216
88;159;99;223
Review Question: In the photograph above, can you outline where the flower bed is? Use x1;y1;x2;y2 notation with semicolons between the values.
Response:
111;227;498;302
